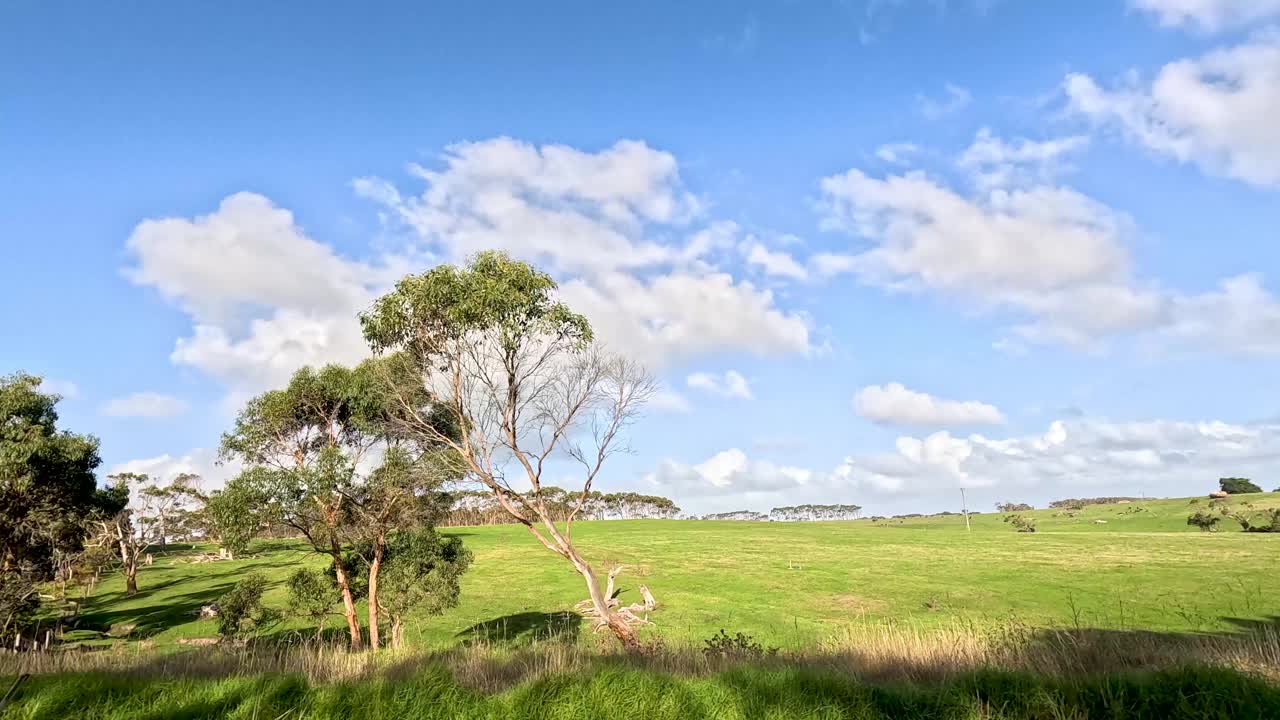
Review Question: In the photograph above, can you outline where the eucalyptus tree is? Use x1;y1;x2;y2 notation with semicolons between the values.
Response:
219;360;457;650
0;373;102;638
361;251;658;649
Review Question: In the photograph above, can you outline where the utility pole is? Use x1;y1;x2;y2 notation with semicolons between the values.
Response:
960;487;971;532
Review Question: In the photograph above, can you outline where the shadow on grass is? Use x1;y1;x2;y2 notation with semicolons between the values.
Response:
72;582;238;639
456;611;582;646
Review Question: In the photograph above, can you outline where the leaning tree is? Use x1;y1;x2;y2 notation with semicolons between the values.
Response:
361;251;659;648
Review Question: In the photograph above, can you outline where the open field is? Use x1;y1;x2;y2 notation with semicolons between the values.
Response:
3;493;1279;718
45;492;1280;650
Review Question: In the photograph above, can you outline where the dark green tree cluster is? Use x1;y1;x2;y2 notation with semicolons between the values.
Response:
217;359;467;651
1219;478;1262;495
0;373;111;641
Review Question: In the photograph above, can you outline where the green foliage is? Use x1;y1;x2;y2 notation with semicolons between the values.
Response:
1003;514;1037;533
0;372;105;639
1219;477;1262;494
215;572;280;641
285;568;334;641
996;502;1033;512
201;483;261;557
1185;511;1220;532
360;250;592;356
378;529;472;618
703;629;778;660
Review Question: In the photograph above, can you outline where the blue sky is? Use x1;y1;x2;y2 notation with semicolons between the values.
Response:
4;0;1279;515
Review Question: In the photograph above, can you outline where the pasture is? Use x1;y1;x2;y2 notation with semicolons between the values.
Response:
57;492;1280;650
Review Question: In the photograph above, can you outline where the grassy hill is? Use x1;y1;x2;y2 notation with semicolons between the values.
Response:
58;492;1280;650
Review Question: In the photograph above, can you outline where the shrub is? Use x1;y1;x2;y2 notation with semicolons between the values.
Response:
1003;514;1036;533
217;572;281;641
702;629;777;660
286;569;334;643
1219;477;1262;495
1186;511;1220;532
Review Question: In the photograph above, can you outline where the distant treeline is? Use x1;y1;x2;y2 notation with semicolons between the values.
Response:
440;487;681;526
701;504;863;522
1048;497;1142;510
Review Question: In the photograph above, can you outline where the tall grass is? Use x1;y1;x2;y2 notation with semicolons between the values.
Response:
3;619;1278;689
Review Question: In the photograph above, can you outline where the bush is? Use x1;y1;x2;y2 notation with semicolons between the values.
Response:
703;629;777;660
1186;511;1220;532
1219;477;1262;495
1003;514;1036;533
286;568;334;642
217;572;281;641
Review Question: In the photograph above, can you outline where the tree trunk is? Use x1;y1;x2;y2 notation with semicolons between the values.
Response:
125;563;138;597
330;550;362;651
390;617;403;651
569;549;638;649
366;539;383;651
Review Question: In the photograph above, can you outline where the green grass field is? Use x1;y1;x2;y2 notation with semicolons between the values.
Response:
5;492;1279;719
60;492;1280;650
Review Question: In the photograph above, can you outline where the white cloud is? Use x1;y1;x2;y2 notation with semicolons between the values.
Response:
687;370;754;400
1160;274;1280;355
106;449;237;490
126;193;391;395
917;83;972;119
854;382;1005;426
650;388;693;413
126;193;385;326
837;417;1280;496
875;142;920;165
818;167;1132;296
38;379;78;399
359;138;812;369
646;416;1280;510
354;137;700;277
741;241;808;280
957;128;1090;190
559;271;810;368
101;392;190;419
644;448;814;496
816;139;1280;355
1131;0;1280;30
1065;33;1280;187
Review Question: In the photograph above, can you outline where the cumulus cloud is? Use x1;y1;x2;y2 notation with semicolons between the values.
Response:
741;241;808;280
646;416;1280;510
106;449;238;490
816;130;1280;355
1065;33;1280;187
854;382;1005;426
1131;0;1280;30
101;392;189;419
127;140;812;400
358;138;812;369
644;448;814;497
687;370;753;400
957;128;1090;190
126;193;391;395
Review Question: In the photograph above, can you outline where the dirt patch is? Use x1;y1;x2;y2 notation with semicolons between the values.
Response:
830;594;889;615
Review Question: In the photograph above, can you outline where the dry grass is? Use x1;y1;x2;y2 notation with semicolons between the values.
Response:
4;620;1277;693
